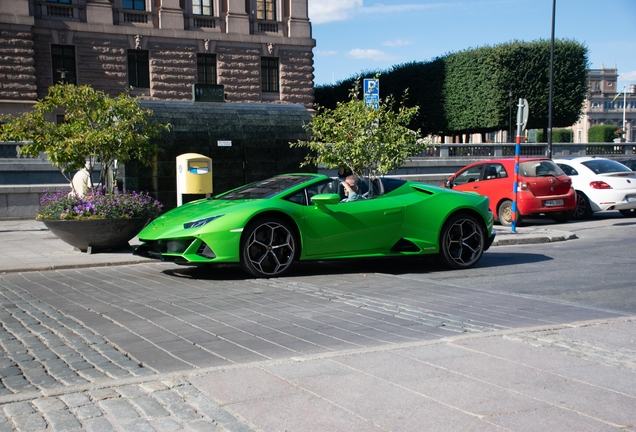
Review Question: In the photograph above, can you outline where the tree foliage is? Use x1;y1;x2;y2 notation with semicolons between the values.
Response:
292;81;430;178
588;124;619;143
315;39;589;137
0;84;170;191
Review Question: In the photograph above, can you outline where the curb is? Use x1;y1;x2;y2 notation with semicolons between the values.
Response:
491;229;577;246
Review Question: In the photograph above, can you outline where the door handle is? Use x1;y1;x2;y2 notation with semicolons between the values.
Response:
384;209;403;216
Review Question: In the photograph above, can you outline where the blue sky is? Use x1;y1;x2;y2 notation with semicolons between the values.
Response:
308;0;636;91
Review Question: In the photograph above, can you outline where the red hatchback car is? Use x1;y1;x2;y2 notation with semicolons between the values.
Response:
444;158;576;225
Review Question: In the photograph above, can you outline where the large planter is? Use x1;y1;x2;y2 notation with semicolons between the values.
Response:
42;218;150;253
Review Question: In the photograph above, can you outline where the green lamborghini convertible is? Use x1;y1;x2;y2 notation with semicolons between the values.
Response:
134;174;495;277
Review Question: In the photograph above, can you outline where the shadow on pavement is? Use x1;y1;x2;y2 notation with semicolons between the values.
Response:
160;251;553;281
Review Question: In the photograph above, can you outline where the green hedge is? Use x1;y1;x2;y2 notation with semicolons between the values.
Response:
536;129;573;142
588;124;619;142
315;39;588;137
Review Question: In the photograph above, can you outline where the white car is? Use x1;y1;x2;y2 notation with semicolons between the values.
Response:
555;156;636;218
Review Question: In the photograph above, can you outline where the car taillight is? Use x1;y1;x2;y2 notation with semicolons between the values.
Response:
518;181;529;191
589;181;612;189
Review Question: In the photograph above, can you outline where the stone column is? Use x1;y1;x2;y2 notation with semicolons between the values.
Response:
157;0;184;30
225;0;249;35
85;0;114;25
287;0;311;39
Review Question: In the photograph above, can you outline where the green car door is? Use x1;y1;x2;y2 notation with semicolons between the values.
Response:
300;196;405;257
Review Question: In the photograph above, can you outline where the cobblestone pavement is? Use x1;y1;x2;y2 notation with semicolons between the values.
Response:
0;274;254;431
1;260;634;431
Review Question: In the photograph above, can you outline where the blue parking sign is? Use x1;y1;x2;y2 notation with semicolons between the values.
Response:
363;79;379;109
364;79;379;95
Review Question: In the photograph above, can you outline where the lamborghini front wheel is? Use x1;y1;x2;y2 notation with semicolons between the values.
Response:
240;217;297;278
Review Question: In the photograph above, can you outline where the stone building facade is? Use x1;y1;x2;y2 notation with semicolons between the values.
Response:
570;65;635;143
0;0;315;117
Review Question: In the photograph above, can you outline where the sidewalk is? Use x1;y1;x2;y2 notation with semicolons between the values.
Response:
0;219;577;274
0;219;150;274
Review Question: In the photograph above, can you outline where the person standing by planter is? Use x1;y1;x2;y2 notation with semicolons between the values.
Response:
71;165;92;197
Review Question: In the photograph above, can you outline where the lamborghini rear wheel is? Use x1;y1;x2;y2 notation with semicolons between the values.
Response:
240;217;297;278
438;213;485;269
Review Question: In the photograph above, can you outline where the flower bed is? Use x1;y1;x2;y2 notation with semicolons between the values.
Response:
37;187;163;220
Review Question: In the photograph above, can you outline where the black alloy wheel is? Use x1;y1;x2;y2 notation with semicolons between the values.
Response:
240;218;297;278
438;213;486;270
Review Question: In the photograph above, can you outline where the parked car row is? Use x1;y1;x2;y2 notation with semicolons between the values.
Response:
443;156;636;225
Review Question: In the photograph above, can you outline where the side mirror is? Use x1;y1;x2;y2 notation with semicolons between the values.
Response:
311;193;340;211
311;193;341;206
444;179;454;189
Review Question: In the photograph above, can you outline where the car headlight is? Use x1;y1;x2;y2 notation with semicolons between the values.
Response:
183;215;224;229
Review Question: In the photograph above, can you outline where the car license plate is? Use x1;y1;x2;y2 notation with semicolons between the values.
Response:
544;199;564;207
627;195;636;203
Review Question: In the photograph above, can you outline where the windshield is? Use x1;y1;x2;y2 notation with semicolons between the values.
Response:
519;160;565;177
217;175;317;200
581;159;632;174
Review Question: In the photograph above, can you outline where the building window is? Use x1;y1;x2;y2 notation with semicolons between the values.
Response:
47;0;71;3
51;45;76;85
197;54;216;84
256;0;275;20
123;0;145;11
128;50;150;88
193;0;212;15
261;57;279;92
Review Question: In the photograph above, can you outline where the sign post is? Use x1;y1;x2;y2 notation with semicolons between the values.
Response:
512;98;529;233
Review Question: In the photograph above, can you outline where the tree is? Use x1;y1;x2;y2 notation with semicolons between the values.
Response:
292;80;431;178
0;84;170;192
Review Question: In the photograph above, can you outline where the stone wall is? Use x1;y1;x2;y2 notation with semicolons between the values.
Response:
75;34;128;95
26;33;314;107
217;45;261;103
0;27;36;101
149;40;197;100
280;48;314;107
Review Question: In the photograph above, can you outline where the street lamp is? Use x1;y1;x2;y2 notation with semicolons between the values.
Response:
547;0;556;158
508;90;513;142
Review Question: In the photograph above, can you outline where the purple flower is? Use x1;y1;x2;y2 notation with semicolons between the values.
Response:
37;187;163;221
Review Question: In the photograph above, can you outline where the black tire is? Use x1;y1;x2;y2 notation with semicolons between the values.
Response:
497;200;522;227
551;211;571;224
572;191;593;219
619;209;636;217
438;213;486;270
240;217;297;278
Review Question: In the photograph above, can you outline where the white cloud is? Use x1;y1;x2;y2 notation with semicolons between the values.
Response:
619;70;636;82
308;0;362;24
348;49;393;61
382;39;413;47
361;3;442;14
314;50;338;56
309;1;513;24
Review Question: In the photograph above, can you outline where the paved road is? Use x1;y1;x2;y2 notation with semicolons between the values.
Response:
0;217;635;431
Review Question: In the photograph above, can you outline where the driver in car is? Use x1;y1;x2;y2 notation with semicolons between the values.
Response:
341;175;365;202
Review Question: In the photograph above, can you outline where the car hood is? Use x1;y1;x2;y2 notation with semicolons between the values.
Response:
139;198;259;239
